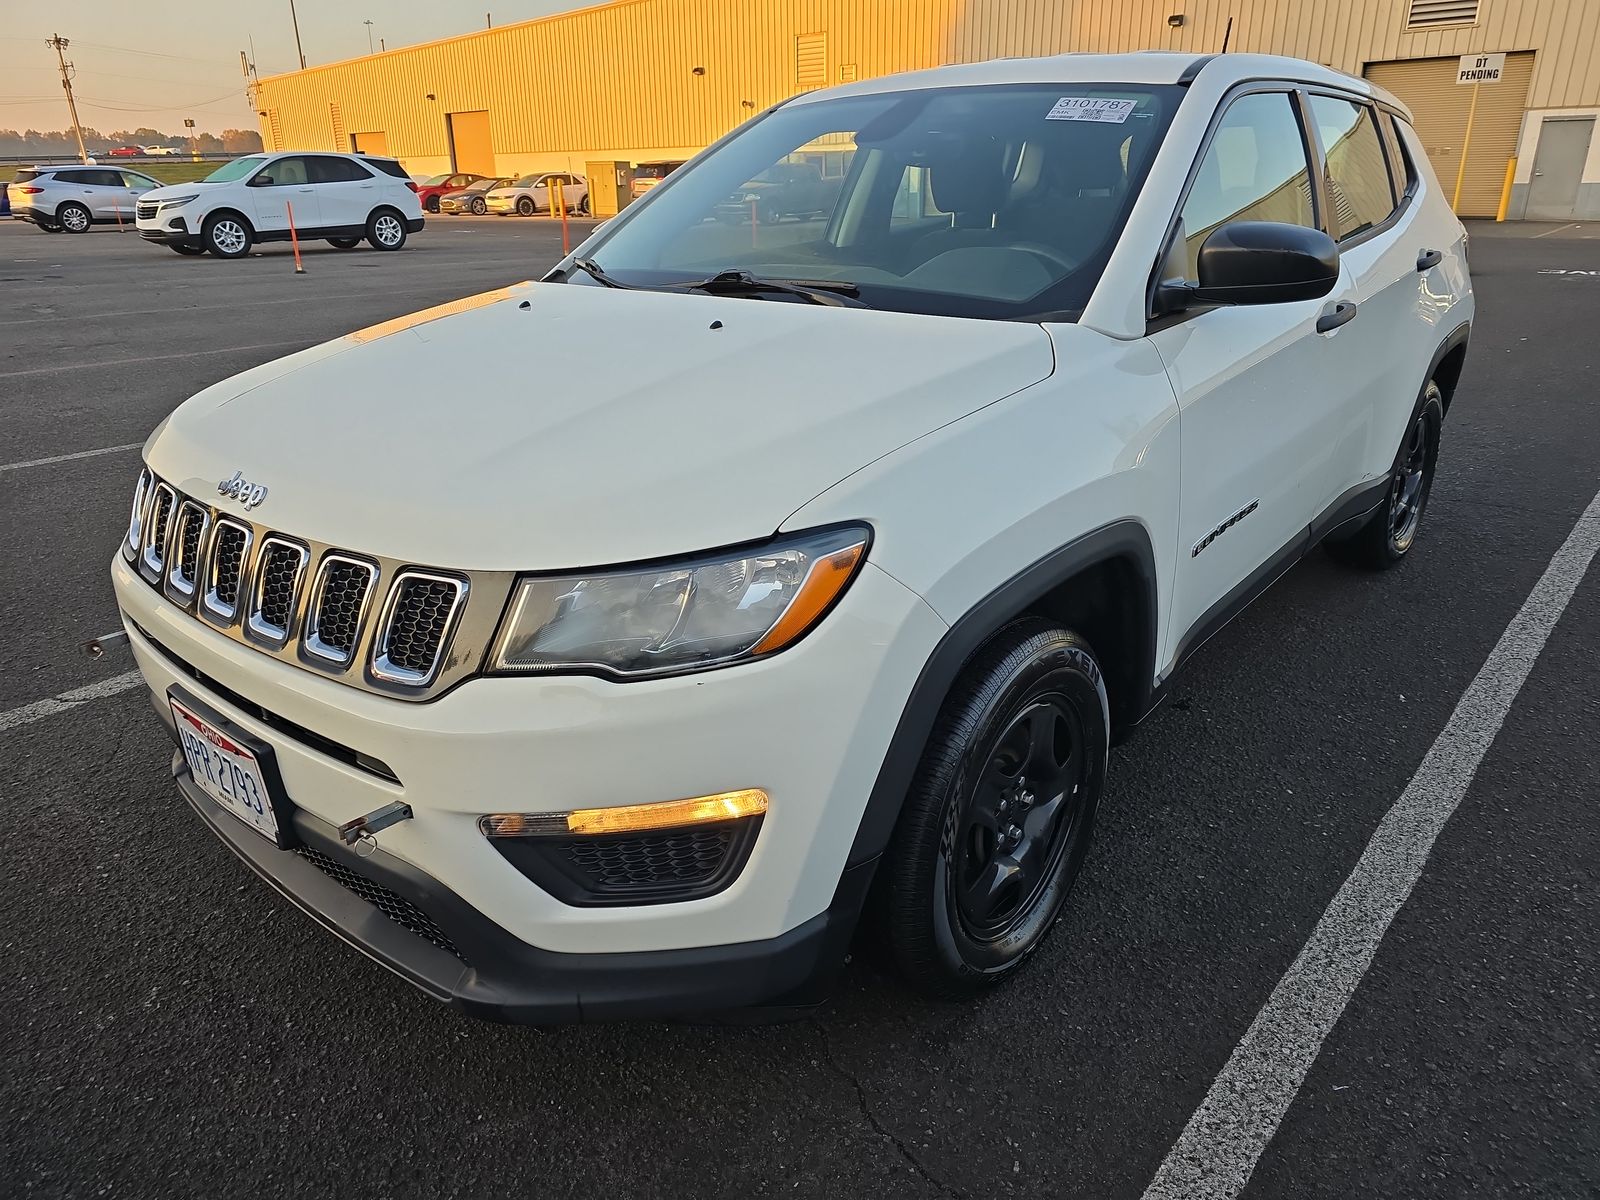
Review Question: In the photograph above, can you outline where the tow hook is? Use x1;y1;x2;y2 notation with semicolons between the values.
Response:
338;801;413;856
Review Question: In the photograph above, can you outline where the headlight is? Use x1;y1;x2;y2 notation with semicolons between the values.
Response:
488;525;869;679
158;195;197;209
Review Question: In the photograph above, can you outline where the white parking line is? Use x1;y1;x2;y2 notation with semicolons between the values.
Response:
0;443;141;474
0;671;145;736
1141;483;1600;1200
0;339;310;380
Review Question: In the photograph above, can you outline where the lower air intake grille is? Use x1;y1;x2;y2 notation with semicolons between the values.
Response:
294;846;463;960
566;829;733;888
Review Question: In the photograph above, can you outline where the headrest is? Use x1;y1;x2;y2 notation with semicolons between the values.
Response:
923;135;1007;217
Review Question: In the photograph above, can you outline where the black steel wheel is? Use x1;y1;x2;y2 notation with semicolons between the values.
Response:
877;621;1108;999
1327;381;1444;569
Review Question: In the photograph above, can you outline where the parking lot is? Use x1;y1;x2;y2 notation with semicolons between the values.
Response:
2;215;1597;1198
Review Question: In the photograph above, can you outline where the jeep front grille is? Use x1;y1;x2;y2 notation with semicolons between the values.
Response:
123;472;497;699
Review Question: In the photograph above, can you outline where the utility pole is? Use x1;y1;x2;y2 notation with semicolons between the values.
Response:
288;0;307;69
363;19;375;54
47;34;89;163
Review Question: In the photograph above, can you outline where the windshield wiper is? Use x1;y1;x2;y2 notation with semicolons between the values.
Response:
688;269;866;308
567;257;630;288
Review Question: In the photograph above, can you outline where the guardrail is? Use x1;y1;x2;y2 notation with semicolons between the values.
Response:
0;152;245;166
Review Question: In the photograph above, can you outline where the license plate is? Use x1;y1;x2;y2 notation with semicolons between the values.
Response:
170;694;288;846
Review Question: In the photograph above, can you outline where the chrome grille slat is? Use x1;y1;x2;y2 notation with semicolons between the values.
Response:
123;468;152;562
304;555;378;666
139;484;177;581
372;572;468;687
200;519;252;625
163;501;211;605
247;537;309;646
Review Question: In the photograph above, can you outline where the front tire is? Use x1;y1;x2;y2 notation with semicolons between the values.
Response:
1327;382;1444;569
203;212;252;258
516;195;536;216
58;202;91;233
366;209;407;251
471;196;487;215
878;622;1108;999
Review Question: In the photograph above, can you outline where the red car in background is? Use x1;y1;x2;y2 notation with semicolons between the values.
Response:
413;171;486;213
107;146;143;157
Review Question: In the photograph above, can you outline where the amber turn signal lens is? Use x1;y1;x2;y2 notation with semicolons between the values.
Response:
750;541;866;655
480;789;769;839
565;789;768;835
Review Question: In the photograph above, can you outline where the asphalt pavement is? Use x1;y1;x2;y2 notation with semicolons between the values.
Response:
1;214;1597;1199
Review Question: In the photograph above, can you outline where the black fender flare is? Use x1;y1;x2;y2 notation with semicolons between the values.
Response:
846;519;1158;867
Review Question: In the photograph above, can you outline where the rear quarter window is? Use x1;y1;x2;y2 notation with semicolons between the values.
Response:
363;158;409;179
14;169;41;183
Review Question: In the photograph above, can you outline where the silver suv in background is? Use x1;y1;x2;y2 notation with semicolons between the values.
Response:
8;165;161;233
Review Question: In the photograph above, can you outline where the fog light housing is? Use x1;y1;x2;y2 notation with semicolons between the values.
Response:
480;790;767;907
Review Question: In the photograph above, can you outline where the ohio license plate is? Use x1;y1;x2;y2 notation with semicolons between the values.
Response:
170;695;285;845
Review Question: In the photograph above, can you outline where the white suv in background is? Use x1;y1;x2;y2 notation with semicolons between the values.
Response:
135;151;425;257
111;52;1471;1022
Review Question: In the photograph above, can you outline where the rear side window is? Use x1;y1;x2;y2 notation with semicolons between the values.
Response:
309;156;372;183
1177;91;1317;281
1307;96;1396;241
80;169;126;187
363;157;409;179
55;169;93;184
1384;113;1418;196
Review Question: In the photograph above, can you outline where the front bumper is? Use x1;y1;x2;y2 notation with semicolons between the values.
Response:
135;212;196;244
112;548;944;1010
170;744;874;1021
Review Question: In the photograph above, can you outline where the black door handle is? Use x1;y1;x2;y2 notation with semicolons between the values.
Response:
1316;301;1358;333
1416;248;1442;271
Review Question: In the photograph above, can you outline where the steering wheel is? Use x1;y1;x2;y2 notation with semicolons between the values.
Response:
1009;242;1078;273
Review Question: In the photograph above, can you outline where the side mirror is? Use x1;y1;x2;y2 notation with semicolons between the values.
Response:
249;174;273;187
1158;220;1339;312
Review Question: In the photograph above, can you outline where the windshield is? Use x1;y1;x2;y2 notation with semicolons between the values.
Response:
512;174;542;187
203;155;266;183
420;174;451;186
580;83;1180;321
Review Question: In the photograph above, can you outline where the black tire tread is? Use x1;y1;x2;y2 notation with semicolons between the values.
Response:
878;620;1104;1000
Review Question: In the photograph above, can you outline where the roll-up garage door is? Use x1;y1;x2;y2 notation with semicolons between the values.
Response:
448;111;495;177
1365;52;1533;217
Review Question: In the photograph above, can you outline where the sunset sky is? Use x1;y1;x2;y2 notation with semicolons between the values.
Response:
1;1;605;135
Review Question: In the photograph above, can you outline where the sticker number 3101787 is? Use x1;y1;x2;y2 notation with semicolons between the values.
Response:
1047;97;1136;123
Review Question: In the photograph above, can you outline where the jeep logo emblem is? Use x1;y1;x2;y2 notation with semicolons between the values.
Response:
218;470;269;510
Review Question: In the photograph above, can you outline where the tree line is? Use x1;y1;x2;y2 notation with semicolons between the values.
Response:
0;126;264;156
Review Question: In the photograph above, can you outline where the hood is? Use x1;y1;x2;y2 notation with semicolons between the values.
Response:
142;180;228;202
147;282;1055;571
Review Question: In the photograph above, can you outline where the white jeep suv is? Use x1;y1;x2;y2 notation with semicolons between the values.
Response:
135;151;425;257
111;52;1471;1022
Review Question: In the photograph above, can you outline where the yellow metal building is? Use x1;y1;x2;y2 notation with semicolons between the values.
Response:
254;0;1600;219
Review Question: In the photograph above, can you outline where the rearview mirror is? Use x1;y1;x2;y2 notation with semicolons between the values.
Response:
1158;220;1339;312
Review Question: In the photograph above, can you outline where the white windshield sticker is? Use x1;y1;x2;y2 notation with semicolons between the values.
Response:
1046;97;1136;123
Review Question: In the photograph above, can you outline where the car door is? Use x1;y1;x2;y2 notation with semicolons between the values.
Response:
308;155;375;230
246;155;319;233
1151;88;1357;658
1302;95;1432;497
80;168;129;220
